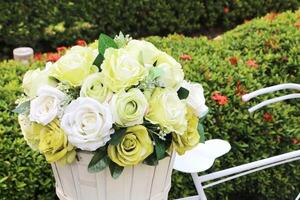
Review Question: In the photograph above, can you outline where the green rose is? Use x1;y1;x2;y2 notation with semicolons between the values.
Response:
108;125;153;167
146;88;187;135
50;46;98;86
80;73;113;103
156;52;184;89
125;40;160;66
172;107;200;155
101;48;147;92
22;66;57;98
38;119;76;164
109;88;148;127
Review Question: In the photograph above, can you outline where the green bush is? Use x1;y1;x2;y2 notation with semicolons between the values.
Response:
147;10;300;199
0;9;300;200
0;61;55;200
0;0;299;58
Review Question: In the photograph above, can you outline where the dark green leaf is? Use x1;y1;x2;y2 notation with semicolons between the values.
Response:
98;33;118;56
143;152;158;166
93;53;104;71
12;101;30;114
177;87;189;100
109;128;127;145
109;161;124;179
152;134;166;160
197;121;205;143
88;147;109;173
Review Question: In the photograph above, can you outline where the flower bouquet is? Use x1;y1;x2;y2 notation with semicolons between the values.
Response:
14;33;208;200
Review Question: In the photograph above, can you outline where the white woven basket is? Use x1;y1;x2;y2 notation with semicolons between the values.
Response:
51;151;175;200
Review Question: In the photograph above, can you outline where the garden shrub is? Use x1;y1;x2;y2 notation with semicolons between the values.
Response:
0;61;55;200
0;9;300;200
147;10;300;199
0;0;299;58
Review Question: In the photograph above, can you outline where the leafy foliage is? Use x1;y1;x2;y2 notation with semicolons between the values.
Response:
0;0;299;58
0;61;55;200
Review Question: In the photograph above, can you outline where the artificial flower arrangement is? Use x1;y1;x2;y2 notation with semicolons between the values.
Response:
14;33;208;178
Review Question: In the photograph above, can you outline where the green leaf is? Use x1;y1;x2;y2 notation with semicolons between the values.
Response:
149;67;164;80
109;161;124;179
88;147;109;173
177;87;189;100
98;33;118;56
93;53;104;71
152;134;166;160
109;128;127;145
143;152;158;166
197;121;205;143
12;101;30;114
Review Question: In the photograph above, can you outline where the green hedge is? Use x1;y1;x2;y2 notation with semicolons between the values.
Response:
0;61;55;200
0;9;300;200
147;10;300;199
0;0;299;58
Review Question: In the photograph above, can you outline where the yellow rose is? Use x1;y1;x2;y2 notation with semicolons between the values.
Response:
18;114;43;150
101;48;147;92
38;119;76;164
50;46;98;86
108;125;153;167
146;88;187;135
172;107;200;155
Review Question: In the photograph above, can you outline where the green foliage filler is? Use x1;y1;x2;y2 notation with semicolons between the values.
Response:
0;0;299;58
0;10;300;200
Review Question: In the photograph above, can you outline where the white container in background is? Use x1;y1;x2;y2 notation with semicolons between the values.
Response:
51;151;175;200
13;47;34;64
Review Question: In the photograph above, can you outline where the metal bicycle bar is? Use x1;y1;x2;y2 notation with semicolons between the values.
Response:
248;93;300;113
242;83;300;102
199;149;300;183
202;156;300;189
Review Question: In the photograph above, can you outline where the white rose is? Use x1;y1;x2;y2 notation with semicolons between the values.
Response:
22;67;57;98
156;52;184;89
29;86;67;125
182;81;208;118
125;40;160;67
61;97;113;151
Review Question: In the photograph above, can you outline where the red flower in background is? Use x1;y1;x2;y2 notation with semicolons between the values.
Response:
34;52;43;61
179;54;192;60
244;19;251;24
263;112;273;122
46;52;61;62
229;57;238;65
265;12;278;21
56;46;67;53
292;138;299;145
212;92;228;105
246;59;259;69
76;40;87;46
223;7;229;14
236;80;247;96
294;21;300;28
